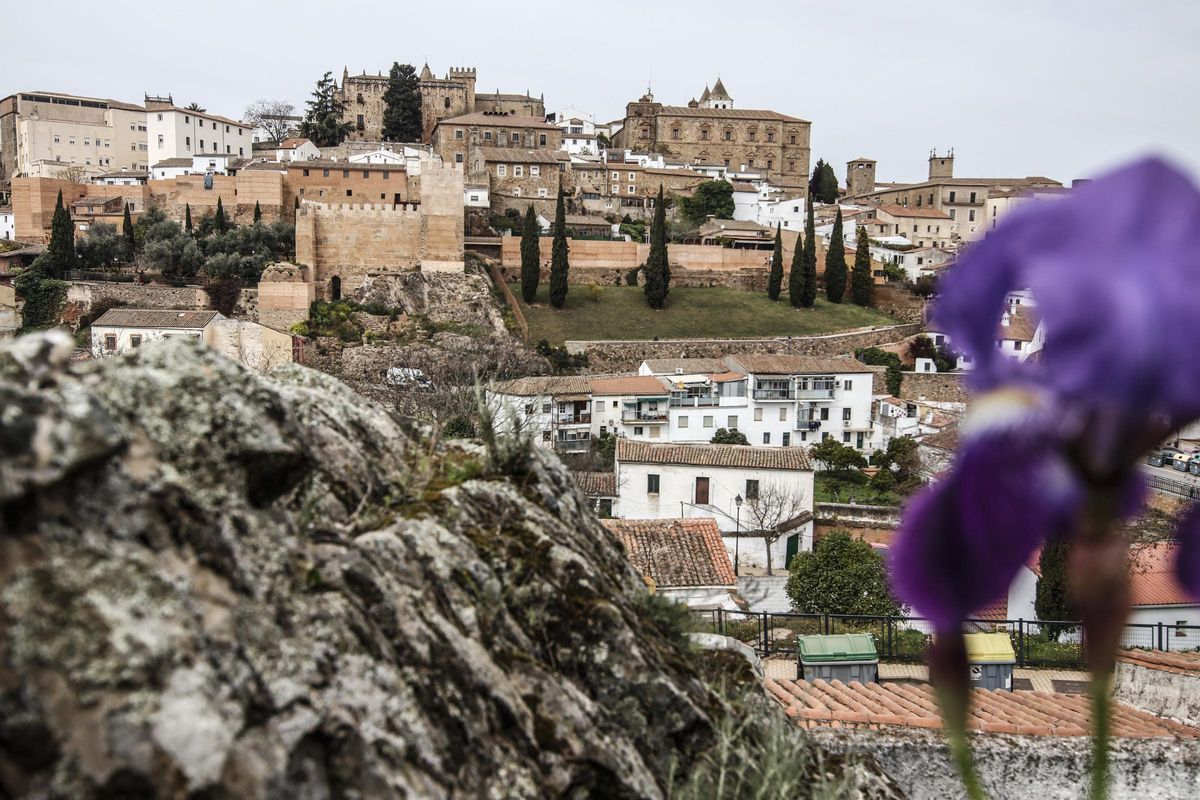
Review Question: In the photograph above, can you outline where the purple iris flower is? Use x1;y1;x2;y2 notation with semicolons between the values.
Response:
891;157;1200;636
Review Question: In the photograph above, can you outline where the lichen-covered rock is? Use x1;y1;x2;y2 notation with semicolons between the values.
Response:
0;331;729;799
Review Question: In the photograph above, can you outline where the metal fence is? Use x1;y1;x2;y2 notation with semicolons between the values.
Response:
1143;472;1199;499
687;608;1200;669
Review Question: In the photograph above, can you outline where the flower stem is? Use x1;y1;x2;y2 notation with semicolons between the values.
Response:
1089;676;1110;800
947;725;988;800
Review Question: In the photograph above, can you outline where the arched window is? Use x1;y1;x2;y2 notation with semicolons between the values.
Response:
330;276;342;301
444;97;451;110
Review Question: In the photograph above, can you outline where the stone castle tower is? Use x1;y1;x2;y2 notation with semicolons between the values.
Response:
846;157;877;197
928;148;955;180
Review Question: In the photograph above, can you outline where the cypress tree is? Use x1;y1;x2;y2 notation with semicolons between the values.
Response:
47;189;75;278
1035;538;1073;632
520;204;540;303
381;62;423;142
642;185;670;309
767;223;783;300
788;228;805;308
185;203;193;234
852;225;874;307
824;208;846;303
548;189;570;308
800;198;818;307
215;197;228;233
122;203;135;257
253;200;262;223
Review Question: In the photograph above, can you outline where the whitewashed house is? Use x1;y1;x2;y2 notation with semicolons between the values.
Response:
93;169;149;186
613;439;815;573
0;206;14;240
588;375;673;442
275;137;320;162
90;308;293;371
487;375;595;453
995;305;1044;361
151;152;242;180
603;518;739;609
347;147;404;165
147;102;252;162
464;184;490;208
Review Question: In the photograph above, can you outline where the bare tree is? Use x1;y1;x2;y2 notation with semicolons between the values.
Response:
57;165;89;184
244;99;298;143
742;480;810;576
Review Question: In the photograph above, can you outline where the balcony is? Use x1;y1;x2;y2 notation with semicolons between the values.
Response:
794;387;835;400
752;388;794;401
670;396;719;408
622;410;668;423
795;418;822;432
556;413;592;427
555;439;591;452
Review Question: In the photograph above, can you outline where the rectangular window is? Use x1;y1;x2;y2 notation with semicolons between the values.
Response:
342;170;350;178
628;172;636;181
647;474;660;494
185;136;191;148
130;335;142;348
842;408;852;421
537;188;548;198
383;171;389;179
484;131;492;141
512;132;520;143
1176;620;1188;637
1014;341;1023;351
531;165;540;177
362;171;369;178
969;209;976;222
779;407;788;421
843;432;852;443
762;432;771;444
634;426;644;436
323;169;330;177
498;165;507;176
782;432;791;446
703;415;714;428
949;208;956;219
303;168;310;176
104;334;117;350
949;191;956;202
612;171;620;181
346;190;352;197
455;154;463;163
820;408;829;421
513;187;522;197
727;415;738;429
628;185;635;195
754;408;763;422
843;380;852;391
745;479;760;500
514;165;524;177
539;134;547;146
694;477;710;505
598;498;613;516
455;129;464;140
970;191;977;203
678;416;689;428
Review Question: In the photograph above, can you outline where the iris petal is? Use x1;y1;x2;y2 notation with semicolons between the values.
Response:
890;427;1081;631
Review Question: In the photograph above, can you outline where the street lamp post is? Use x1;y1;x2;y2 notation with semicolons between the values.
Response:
734;494;743;576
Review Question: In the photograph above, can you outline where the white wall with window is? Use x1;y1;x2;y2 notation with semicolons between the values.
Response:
148;106;252;163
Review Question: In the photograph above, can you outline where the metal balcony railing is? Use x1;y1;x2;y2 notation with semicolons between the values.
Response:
752;389;794;401
621;410;668;422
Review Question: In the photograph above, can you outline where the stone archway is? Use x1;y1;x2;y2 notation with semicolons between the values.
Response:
330;275;342;302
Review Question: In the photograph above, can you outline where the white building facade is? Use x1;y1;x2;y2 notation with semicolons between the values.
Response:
147;103;252;163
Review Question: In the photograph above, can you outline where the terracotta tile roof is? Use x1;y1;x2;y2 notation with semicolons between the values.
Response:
617;439;813;471
1118;649;1200;676
92;309;219;329
588;376;670;396
480;147;570;164
152;158;193;168
919;425;960;453
657;106;810;124
1128;543;1195;607
436;111;557;129
603;518;736;587
876;204;952;220
573;471;616;498
971;597;1010;621
706;371;747;383
997;307;1040;342
641;358;728;375
765;678;1200;738
278;137;312;149
492;376;593;396
723;354;875;376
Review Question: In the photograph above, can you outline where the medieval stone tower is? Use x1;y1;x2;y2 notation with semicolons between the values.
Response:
928;148;955;180
846;157;877;197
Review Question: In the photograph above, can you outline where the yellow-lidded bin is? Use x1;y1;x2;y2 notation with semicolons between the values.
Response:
964;632;1015;691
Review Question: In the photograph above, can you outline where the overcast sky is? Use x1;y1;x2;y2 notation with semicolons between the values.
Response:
9;0;1199;184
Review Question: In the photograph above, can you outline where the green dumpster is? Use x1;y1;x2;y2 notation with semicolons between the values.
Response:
965;632;1015;691
796;634;878;683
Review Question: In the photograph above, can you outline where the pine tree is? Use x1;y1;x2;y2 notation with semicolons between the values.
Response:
801;199;818;307
824;208;846;303
185;203;193;234
214;197;229;233
381;62;423;142
852;225;874;307
1035;538;1074;630
642;186;670;309
122;203;135;257
819;161;839;203
47;190;75;278
253;200;262;223
300;71;353;147
808;159;826;199
548;189;570;308
767;223;783;300
520;205;540;303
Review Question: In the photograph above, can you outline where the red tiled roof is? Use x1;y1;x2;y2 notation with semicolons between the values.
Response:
1129;542;1195;607
603;518;736;587
573;471;617;498
706;371;747;383
278;137;312;149
766;678;1200;738
971;596;1010;621
876;204;952;220
588;376;669;396
1118;649;1200;676
616;439;813;471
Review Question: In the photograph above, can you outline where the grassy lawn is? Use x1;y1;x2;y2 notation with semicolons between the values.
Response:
813;472;903;507
512;284;898;345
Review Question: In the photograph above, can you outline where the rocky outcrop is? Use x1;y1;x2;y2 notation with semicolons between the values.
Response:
0;332;727;798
